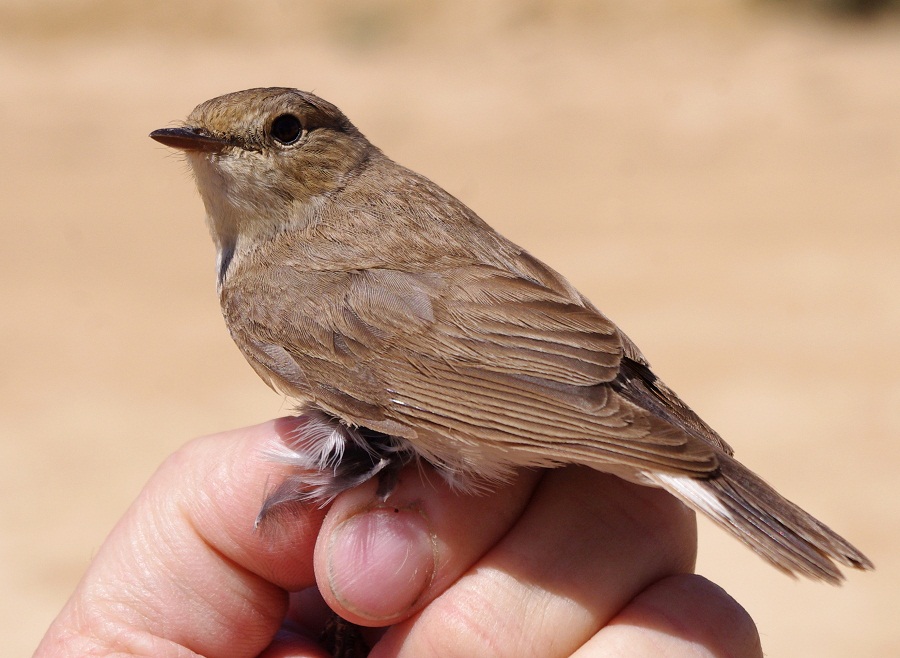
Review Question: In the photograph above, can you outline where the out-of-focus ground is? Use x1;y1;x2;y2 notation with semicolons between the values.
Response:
2;1;898;655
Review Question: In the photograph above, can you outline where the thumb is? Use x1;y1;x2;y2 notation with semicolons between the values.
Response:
314;465;539;626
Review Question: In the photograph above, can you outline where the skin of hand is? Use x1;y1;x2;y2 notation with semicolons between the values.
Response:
35;418;762;658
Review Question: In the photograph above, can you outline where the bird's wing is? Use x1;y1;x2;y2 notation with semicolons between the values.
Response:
225;260;720;478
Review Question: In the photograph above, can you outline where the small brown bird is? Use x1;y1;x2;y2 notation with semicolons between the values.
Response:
151;87;872;584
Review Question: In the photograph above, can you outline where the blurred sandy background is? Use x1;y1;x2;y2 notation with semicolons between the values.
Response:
2;1;898;655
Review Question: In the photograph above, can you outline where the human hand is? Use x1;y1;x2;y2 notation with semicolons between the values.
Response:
35;417;762;657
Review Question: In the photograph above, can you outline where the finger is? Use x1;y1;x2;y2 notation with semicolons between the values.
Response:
315;463;542;625
577;574;763;658
36;419;328;658
377;467;698;658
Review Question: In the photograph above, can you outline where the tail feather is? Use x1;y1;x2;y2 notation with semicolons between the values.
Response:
651;453;873;584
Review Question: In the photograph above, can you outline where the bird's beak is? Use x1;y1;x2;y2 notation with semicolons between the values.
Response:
150;127;230;153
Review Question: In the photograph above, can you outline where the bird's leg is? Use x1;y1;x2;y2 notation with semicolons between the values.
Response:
321;614;370;658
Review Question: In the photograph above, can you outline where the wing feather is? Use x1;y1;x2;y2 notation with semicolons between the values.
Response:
224;260;720;478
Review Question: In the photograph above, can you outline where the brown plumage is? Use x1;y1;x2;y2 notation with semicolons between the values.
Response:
151;87;872;584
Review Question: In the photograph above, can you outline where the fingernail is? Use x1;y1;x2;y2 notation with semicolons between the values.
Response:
326;505;436;620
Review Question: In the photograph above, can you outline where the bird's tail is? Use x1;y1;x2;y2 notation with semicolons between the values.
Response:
649;452;873;584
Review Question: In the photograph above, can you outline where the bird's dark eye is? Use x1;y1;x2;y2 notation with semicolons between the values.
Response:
270;114;303;145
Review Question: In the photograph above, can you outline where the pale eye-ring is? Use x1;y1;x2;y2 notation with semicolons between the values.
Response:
270;114;303;145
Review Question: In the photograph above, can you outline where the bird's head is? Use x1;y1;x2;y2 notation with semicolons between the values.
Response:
151;87;373;255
